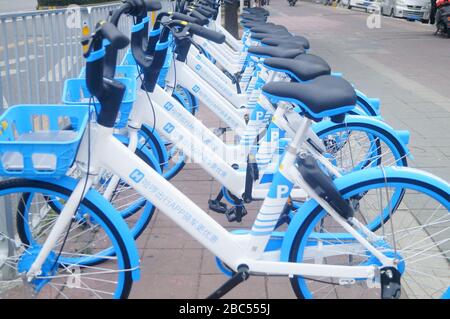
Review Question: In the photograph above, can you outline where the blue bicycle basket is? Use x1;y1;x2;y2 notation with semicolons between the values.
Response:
62;77;137;129
0;104;89;178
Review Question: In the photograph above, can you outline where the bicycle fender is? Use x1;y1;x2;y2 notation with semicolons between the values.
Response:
311;115;411;160
355;88;381;116
348;105;375;117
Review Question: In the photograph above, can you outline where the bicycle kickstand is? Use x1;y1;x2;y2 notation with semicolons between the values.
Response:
206;265;250;299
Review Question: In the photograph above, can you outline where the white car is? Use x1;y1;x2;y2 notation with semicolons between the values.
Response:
342;0;380;12
381;0;431;23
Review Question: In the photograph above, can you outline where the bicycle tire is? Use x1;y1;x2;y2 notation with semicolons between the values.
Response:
0;178;135;299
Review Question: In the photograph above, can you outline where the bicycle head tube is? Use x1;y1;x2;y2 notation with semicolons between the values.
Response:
104;0;162;79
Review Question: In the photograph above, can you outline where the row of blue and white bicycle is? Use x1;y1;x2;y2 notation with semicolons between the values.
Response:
0;0;448;299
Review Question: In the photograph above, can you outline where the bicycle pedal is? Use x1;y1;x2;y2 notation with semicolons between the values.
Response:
225;206;248;223
208;199;228;214
380;267;402;299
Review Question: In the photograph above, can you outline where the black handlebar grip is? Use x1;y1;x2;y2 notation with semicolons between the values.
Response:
96;78;127;128
190;10;209;25
171;12;203;25
100;22;130;49
199;0;216;6
197;4;216;14
123;0;144;16
194;7;213;18
85;54;104;98
125;0;162;16
189;24;225;44
143;0;162;11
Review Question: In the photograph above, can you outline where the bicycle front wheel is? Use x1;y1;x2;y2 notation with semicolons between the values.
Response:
287;167;450;299
0;178;135;299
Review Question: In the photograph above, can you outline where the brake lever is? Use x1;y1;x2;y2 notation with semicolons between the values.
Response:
162;20;190;40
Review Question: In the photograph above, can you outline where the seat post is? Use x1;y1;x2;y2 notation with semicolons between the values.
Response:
289;117;311;154
264;67;277;83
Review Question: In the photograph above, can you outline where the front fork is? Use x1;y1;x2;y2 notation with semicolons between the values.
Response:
26;124;112;280
26;175;94;279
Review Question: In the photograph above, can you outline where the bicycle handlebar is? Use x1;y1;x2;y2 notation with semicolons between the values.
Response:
199;0;220;8
188;23;224;43
196;4;216;14
189;6;213;18
100;0;223;95
189;10;209;25
143;0;163;12
104;0;161;79
110;0;162;25
100;22;130;49
171;11;208;25
84;22;129;128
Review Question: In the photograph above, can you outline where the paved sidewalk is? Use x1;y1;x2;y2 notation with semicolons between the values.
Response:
129;1;450;299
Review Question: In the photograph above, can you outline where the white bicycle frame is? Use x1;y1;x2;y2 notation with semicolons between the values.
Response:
190;13;264;75
186;46;247;108
193;29;263;75
211;21;244;53
107;84;311;200
145;84;257;164
186;45;274;111
163;43;298;137
165;59;248;135
194;37;244;74
102;66;337;199
140;68;326;165
164;57;289;136
26;114;394;283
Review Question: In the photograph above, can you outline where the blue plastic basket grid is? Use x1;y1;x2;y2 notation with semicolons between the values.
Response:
0;104;90;178
62;77;137;128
